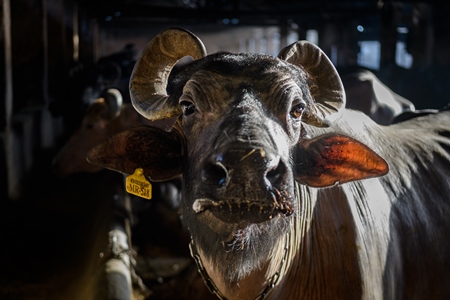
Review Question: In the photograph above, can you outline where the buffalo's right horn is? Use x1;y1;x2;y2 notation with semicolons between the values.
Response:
278;41;345;127
101;88;123;120
130;28;207;120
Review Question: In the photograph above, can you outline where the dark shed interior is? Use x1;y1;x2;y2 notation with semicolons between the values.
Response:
1;1;449;299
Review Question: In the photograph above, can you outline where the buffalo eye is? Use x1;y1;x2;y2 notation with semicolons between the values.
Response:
290;101;306;119
180;100;196;116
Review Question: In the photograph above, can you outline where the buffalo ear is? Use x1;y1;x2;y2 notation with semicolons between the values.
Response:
86;126;184;181
294;133;388;187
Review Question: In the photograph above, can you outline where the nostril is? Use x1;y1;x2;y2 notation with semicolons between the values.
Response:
266;159;286;186
202;160;228;187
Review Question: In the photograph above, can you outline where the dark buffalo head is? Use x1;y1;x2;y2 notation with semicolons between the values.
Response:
53;88;124;176
87;28;388;284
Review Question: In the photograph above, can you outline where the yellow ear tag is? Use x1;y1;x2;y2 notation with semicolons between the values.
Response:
126;168;152;199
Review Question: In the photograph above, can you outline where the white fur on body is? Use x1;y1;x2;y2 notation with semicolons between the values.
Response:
249;109;450;299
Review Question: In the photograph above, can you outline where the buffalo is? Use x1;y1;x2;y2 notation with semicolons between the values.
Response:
342;69;415;125
52;88;173;177
87;28;450;299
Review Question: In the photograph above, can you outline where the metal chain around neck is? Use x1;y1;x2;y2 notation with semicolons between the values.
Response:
189;235;289;300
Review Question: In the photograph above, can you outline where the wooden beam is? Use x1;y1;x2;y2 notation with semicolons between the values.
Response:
2;0;12;130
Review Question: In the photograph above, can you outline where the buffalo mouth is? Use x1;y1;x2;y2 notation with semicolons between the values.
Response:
192;189;294;224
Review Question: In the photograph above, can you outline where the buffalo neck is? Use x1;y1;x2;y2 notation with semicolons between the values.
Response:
190;230;295;300
187;175;392;299
270;182;393;299
188;184;310;300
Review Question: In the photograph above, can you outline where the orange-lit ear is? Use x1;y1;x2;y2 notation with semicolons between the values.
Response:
294;133;389;187
86;126;184;181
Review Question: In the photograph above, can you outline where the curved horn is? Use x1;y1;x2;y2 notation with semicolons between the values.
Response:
130;28;207;120
101;88;123;120
278;41;345;127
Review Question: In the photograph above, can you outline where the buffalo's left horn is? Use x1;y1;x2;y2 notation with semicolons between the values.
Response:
278;41;345;127
129;28;207;120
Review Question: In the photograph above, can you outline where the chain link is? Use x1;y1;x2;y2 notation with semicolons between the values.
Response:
189;235;289;300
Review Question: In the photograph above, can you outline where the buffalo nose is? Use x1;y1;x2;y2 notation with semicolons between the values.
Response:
201;147;286;189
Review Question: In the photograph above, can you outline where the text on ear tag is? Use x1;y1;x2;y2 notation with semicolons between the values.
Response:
126;168;152;199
